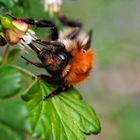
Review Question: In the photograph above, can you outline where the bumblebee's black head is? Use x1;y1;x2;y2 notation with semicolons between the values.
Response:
38;47;70;75
27;41;70;75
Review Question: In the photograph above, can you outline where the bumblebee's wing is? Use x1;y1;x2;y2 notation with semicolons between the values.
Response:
60;27;80;40
78;30;92;50
83;30;92;50
58;12;82;28
65;28;81;40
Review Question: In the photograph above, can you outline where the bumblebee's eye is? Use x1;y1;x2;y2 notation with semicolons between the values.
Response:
58;53;66;61
57;52;68;66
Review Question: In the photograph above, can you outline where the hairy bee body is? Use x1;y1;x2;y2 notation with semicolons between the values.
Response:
59;33;94;86
37;29;94;87
18;14;93;99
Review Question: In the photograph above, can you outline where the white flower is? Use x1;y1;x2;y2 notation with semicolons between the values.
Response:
43;0;63;16
22;29;36;45
19;29;38;53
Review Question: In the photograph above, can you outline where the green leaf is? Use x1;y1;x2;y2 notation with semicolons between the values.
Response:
0;65;21;98
0;0;24;17
0;100;27;140
0;0;18;8
22;80;101;140
11;6;24;17
0;5;9;15
8;48;20;63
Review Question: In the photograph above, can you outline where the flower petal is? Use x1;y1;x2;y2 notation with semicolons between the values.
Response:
12;20;28;33
5;29;22;45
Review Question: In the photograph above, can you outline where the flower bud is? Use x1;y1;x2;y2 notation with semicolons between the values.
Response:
0;16;12;29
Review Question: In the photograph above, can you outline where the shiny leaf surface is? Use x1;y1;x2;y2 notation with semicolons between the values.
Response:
22;79;101;140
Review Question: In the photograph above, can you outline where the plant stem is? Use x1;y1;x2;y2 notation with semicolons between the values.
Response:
2;45;10;65
8;64;35;78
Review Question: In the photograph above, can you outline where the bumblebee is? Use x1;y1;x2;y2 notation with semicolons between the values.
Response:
14;13;94;100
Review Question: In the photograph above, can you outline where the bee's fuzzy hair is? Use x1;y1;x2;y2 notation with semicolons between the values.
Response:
59;28;94;86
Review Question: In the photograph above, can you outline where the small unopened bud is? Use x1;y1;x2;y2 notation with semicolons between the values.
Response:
0;16;12;29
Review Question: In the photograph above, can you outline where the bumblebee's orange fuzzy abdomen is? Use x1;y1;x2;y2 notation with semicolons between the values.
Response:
65;47;94;86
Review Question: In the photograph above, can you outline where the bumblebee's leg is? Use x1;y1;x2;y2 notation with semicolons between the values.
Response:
57;11;82;28
38;74;63;84
24;19;59;40
43;85;70;100
7;14;58;40
33;20;58;40
21;56;45;67
27;43;41;54
34;39;65;50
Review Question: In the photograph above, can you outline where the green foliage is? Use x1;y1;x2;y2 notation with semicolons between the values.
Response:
0;0;18;8
0;65;27;140
0;100;27;140
0;0;24;16
8;48;20;63
22;80;101;140
0;66;21;98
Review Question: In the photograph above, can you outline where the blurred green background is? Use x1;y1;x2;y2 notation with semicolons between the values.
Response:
1;0;140;140
61;0;140;140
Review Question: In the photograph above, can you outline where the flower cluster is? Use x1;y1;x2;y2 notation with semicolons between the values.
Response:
0;16;29;45
0;15;38;53
43;0;62;16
